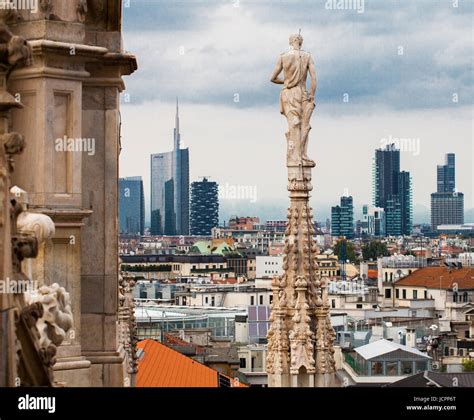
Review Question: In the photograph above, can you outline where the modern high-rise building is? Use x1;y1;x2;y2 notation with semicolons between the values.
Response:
331;195;354;238
150;99;190;235
190;178;219;236
431;153;464;231
398;171;413;236
373;144;412;236
437;153;455;193
361;204;386;237
119;177;145;235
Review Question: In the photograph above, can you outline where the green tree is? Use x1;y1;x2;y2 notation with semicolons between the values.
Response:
462;358;474;372
334;239;357;263
362;240;389;261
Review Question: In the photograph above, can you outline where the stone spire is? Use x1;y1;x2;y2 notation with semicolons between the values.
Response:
267;34;338;387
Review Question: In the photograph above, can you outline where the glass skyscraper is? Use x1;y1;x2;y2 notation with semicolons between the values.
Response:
119;176;145;235
373;144;412;236
150;99;190;235
190;178;219;236
431;153;464;231
437;153;455;193
331;195;354;239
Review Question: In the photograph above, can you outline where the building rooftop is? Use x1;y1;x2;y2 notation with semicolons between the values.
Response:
137;339;245;387
388;371;474;388
395;267;474;289
355;339;431;361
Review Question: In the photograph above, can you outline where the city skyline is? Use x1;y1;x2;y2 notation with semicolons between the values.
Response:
119;0;473;224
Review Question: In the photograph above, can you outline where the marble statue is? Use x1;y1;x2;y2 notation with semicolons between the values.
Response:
267;34;338;388
271;33;317;167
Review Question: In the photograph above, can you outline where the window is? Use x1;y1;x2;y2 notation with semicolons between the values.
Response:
401;361;413;375
402;289;407;299
250;296;255;306
331;299;336;309
424;290;427;299
205;297;209;304
211;296;215;307
356;304;363;309
269;295;273;304
413;290;418;299
465;330;470;338
385;289;391;299
259;295;263;305
453;292;458;303
240;358;246;369
415;361;426;373
396;289;399;299
371;361;383;376
386;361;398;376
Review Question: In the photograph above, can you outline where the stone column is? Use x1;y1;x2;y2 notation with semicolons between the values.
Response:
267;163;338;387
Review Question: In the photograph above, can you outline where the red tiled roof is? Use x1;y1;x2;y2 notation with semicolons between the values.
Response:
137;339;246;387
137;339;217;387
395;267;474;289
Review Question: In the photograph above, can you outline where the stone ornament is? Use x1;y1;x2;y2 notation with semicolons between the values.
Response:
0;24;32;67
11;186;56;244
24;283;74;367
267;34;337;387
271;33;317;168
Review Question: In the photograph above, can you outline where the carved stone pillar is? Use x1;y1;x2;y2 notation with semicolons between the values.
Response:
267;164;338;387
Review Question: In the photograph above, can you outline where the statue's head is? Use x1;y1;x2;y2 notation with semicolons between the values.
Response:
289;33;303;49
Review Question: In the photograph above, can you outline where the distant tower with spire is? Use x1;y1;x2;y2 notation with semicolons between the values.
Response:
150;98;190;235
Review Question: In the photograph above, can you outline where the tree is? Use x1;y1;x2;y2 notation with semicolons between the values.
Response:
362;240;389;261
462;358;474;372
334;239;357;263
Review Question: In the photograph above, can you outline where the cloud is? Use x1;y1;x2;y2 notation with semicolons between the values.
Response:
122;0;473;110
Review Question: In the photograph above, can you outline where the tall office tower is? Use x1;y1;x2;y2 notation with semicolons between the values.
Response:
373;144;412;236
119;177;145;235
398;171;413;235
331;195;354;239
150;99;190;235
190;178;219;235
431;153;464;231
437;153;455;193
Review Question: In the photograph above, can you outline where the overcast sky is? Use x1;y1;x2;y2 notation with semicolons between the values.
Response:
119;0;473;223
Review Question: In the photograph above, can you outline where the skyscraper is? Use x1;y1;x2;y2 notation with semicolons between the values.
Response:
190;178;219;236
331;195;354;238
437;153;455;193
431;153;464;231
150;99;190;235
373;144;412;236
119;177;145;235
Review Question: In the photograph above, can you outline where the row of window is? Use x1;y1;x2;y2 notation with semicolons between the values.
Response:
191;264;225;270
384;288;427;300
202;294;273;306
